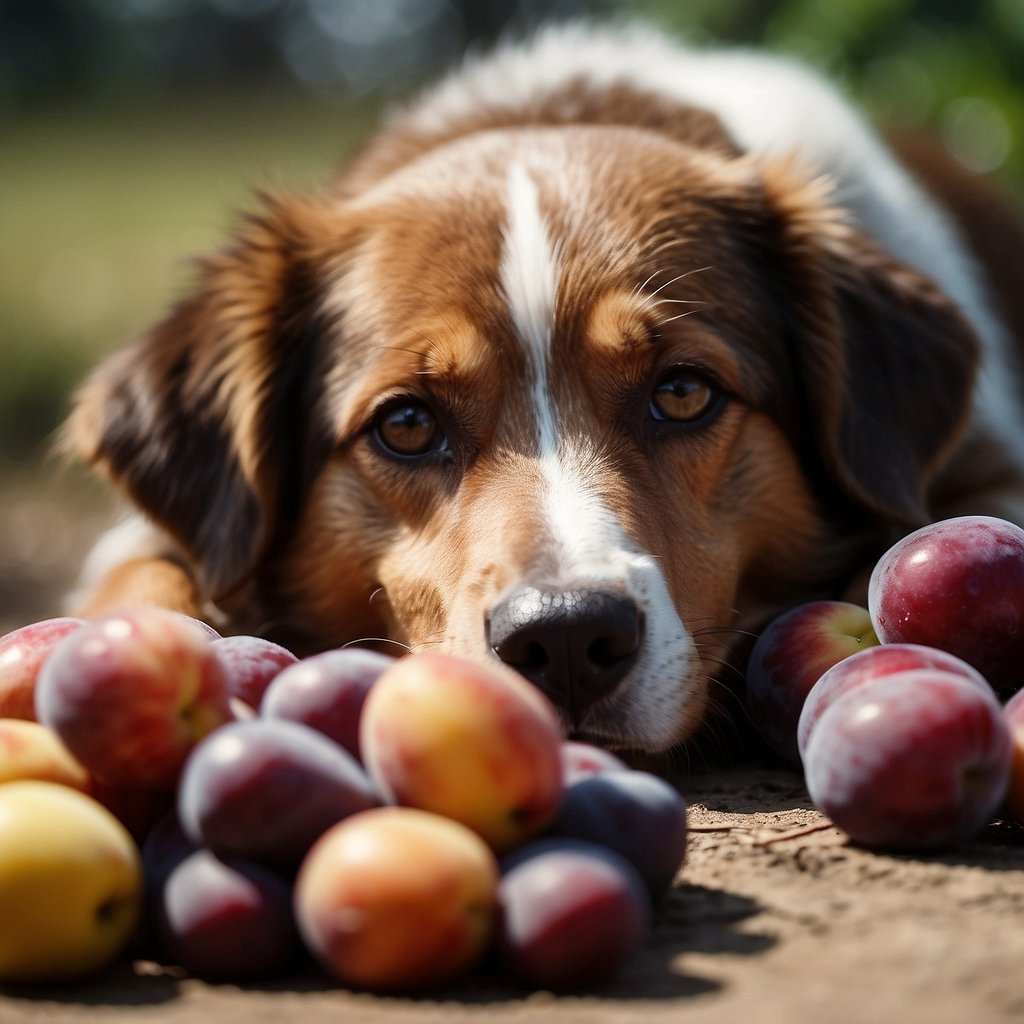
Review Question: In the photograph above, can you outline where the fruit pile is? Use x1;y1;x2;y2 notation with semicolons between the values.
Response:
0;609;687;990
746;515;1024;849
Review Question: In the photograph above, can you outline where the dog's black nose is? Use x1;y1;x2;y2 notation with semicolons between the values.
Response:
488;586;642;718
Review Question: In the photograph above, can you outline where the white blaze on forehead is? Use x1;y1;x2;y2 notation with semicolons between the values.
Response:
542;440;620;579
498;165;699;750
500;163;561;453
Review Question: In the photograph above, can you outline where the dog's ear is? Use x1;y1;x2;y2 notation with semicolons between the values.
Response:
754;158;980;527
65;194;344;600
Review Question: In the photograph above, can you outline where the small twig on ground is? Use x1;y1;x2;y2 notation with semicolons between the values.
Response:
688;821;834;847
749;822;833;847
689;824;753;833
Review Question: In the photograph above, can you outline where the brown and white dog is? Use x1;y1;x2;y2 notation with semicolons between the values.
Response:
66;24;1024;754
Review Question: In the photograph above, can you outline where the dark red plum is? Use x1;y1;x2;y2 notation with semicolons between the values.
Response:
1005;688;1024;824
797;643;991;760
496;839;649;989
155;849;300;979
142;813;197;896
804;669;1012;849
211;636;297;711
745;601;878;763
178;718;379;866
260;649;395;761
868;516;1024;698
546;770;687;898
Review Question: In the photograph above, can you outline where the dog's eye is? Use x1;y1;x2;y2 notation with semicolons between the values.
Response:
650;369;719;423
373;400;443;458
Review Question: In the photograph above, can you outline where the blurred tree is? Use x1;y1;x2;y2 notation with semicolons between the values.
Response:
628;0;1024;180
2;0;1021;182
1;0;1020;179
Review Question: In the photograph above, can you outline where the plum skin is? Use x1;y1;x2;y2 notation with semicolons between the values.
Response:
545;770;687;899
804;669;1012;850
154;849;299;979
496;838;650;990
177;718;379;866
868;516;1024;698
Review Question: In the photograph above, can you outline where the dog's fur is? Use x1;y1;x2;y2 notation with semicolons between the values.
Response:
66;24;1024;753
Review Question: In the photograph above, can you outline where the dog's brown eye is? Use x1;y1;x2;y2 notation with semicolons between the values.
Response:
374;401;442;457
650;370;718;423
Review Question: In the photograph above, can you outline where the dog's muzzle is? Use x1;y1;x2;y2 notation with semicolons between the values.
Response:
487;585;643;725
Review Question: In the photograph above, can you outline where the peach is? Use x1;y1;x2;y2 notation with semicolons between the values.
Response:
0;718;89;789
0;781;142;983
360;653;563;851
295;807;498;990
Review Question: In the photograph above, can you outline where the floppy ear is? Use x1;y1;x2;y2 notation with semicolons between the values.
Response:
755;159;980;527
65;195;343;600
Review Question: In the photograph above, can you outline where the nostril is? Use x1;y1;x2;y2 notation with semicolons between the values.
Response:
518;641;549;675
488;585;643;712
586;610;643;670
587;635;623;671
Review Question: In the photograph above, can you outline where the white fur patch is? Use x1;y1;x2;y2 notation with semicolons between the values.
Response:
536;441;700;750
500;162;561;454
499;160;699;749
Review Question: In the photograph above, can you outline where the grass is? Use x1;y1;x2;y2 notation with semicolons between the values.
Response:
0;83;379;471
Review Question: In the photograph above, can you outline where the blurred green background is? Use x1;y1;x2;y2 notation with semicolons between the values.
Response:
1;0;1022;626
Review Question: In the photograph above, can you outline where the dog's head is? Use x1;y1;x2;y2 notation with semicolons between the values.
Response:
68;120;978;752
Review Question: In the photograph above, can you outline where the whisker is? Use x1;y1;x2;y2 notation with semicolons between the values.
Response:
631;268;667;298
342;637;412;653
643;265;714;301
654;310;702;327
692;625;760;641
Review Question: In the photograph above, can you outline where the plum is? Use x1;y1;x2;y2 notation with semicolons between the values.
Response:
261;648;394;761
178;718;379;866
868;515;1024;697
0;617;83;721
745;601;878;763
797;643;992;760
803;669;1012;849
35;607;232;790
1005;688;1024;824
546;770;687;899
211;635;297;711
560;741;628;784
496;838;650;989
154;848;300;979
142;813;197;896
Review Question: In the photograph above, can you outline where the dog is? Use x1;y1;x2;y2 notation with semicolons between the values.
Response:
65;23;1024;755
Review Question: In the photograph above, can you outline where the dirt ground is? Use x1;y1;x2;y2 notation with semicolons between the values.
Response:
2;477;1024;1024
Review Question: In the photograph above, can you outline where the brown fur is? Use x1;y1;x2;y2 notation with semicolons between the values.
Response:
65;58;1024;751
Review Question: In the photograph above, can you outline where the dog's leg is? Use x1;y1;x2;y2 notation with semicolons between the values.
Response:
73;556;205;619
66;513;207;621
